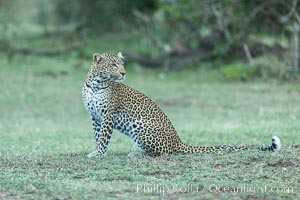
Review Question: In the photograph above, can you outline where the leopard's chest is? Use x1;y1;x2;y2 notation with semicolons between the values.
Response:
82;86;111;120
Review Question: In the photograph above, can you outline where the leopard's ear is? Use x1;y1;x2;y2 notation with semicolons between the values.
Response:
117;52;124;60
93;53;105;62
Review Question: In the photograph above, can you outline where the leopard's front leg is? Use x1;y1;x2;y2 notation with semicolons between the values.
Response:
88;113;113;158
87;118;101;158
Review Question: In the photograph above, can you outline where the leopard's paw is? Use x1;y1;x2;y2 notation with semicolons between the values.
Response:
87;151;99;158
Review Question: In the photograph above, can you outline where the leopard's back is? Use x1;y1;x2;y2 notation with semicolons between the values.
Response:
110;82;182;155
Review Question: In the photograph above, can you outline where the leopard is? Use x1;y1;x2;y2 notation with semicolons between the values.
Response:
82;52;281;158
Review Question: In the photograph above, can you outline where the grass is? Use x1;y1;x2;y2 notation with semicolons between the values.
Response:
0;54;299;200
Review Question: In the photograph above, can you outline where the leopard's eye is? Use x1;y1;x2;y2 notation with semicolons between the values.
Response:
111;63;118;69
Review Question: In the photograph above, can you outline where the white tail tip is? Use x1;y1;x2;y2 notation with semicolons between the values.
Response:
272;136;281;152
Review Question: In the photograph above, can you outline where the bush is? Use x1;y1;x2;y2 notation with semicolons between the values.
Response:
253;55;298;81
221;55;299;81
221;62;256;81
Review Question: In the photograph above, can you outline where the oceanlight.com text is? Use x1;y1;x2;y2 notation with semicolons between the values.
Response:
136;183;296;195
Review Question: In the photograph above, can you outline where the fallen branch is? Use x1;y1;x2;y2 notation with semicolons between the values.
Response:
124;41;285;70
124;48;214;70
124;53;164;68
0;42;82;56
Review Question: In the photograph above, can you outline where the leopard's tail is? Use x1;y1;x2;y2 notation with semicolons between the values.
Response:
178;136;281;153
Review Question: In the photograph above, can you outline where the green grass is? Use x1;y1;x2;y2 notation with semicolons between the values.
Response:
0;54;299;200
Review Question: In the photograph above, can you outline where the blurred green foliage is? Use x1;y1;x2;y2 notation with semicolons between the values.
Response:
54;0;158;32
0;0;299;80
160;0;299;54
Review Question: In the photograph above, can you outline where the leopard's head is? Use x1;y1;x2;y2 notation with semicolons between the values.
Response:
88;52;126;84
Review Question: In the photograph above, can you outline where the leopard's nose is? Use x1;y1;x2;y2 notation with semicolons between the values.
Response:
121;72;126;76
